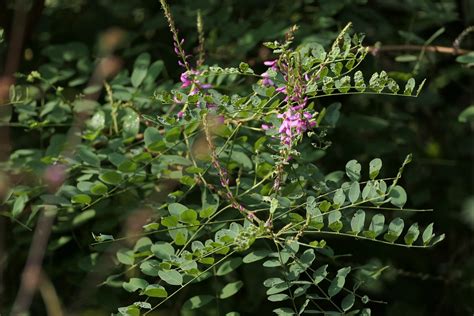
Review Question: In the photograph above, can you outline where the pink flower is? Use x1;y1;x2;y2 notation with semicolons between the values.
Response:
277;109;316;146
179;70;212;93
180;72;192;88
276;86;286;94
264;59;278;68
261;72;274;87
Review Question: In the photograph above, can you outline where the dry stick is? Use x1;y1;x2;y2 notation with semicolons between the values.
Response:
368;44;470;55
38;270;64;316
11;209;56;315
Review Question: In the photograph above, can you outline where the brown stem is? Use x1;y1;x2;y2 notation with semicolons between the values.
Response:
11;209;56;315
368;44;471;55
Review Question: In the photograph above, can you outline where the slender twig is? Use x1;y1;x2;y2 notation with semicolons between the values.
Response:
369;44;470;55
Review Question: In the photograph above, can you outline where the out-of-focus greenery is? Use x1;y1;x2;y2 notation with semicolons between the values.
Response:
0;0;472;315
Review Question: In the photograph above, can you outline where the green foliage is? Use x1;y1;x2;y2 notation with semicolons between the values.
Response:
1;0;472;315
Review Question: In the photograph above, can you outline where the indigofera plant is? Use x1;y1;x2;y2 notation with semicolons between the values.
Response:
2;1;444;315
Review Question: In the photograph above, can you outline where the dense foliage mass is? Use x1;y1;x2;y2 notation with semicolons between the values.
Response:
0;0;472;315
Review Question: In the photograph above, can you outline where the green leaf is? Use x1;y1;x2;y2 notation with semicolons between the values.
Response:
143;222;159;231
403;78;415;95
319;200;331;212
328;210;343;232
313;264;328;285
231;151;253;170
77;146;100;167
146;60;164;82
12;193;28;217
183;295;214;310
422;223;434;245
243;249;272;263
122;278;148;293
216;258;242;276
389;185;407;208
458;105;474;123
346;160;361;181
133;301;151;310
145;130;165;152
299;249;316;267
77;182;92;193
118;305;140;316
328;267;351;297
144;127;162;145
387;78;400;94
140;260;160;276
151;242;175;260
143;284;168;298
333;188;345;206
118;161;137;173
170;228;187;246
180;209;197;223
161;215;179;227
273;308;295;316
268;294;290;302
404;223;420;245
87;110;105;131
99;171;123;185
330;62;343;76
131;53;150;87
133;237;152;252
369;158;382;179
384;217;404;243
168;203;188;216
364;213;385;238
165;126;181;142
72;209;96;226
219;281;243;299
349;181;360;203
456;52;474;64
350;210;365;235
90;182;108;195
354;70;366;92
117;248;134;265
122;110;140;139
201;189;219;218
341;293;355;311
266;282;289;295
269;197;278;215
158;269;183;286
328;276;345;297
335;76;351;93
71;194;91;205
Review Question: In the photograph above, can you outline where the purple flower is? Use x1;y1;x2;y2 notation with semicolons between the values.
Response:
276;86;286;94
261;72;275;87
180;72;192;88
179;70;212;93
277;109;316;146
264;59;278;68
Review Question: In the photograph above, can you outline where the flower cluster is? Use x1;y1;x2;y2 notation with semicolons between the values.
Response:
261;59;317;146
261;59;278;87
277;110;316;145
171;37;212;118
179;70;211;95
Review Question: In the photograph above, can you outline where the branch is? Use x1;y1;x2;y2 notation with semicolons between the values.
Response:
368;44;471;56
